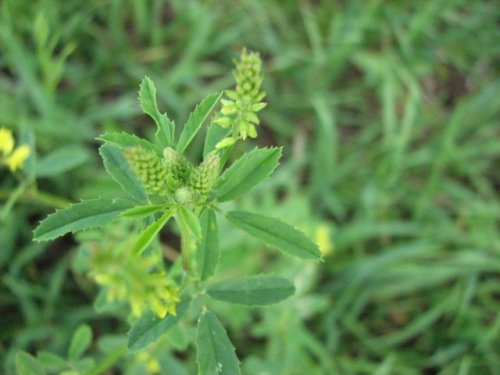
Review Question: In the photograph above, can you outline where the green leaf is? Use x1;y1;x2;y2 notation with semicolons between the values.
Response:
128;296;190;351
121;204;166;219
33;198;134;242
36;352;66;371
204;121;230;156
139;77;174;148
207;275;295;306
15;351;45;375
177;92;222;153
36;146;90;177
138;77;162;121
177;206;201;240
226;211;322;261
98;131;160;154
99;144;148;203
73;358;96;373
196;310;240;375
132;210;172;255
216;147;282;202
68;324;92;361
156;116;175;149
195;209;219;281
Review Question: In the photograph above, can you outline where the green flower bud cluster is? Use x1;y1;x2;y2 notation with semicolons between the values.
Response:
174;186;196;206
188;153;220;196
163;147;193;190
164;148;220;205
215;48;267;143
125;147;168;195
90;238;180;318
125;146;220;205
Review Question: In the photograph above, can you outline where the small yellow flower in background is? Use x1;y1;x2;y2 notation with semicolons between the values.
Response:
0;127;31;172
0;128;15;155
137;352;161;374
6;145;30;171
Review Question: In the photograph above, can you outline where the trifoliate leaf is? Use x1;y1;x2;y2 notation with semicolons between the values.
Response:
226;210;322;261
195;209;219;281
132;210;172;255
196;310;240;375
139;77;175;148
177;92;222;153
99;144;148;203
216;147;281;202
33;198;134;241
207;275;295;306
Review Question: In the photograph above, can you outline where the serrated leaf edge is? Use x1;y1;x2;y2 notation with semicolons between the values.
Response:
206;274;295;307
216;146;282;201
33;198;133;242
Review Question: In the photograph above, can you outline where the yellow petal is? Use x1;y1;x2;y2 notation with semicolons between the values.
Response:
6;145;30;171
147;359;161;373
130;295;143;316
150;300;167;318
0;128;14;156
315;224;333;256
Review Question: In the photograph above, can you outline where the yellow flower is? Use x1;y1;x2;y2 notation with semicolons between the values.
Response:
0;128;31;172
90;236;181;319
315;224;333;256
137;352;161;374
0;128;14;155
6;145;30;171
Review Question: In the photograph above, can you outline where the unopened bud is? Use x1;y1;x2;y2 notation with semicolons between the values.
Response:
189;154;220;197
215;137;237;149
163;147;192;190
125;147;167;195
175;187;196;205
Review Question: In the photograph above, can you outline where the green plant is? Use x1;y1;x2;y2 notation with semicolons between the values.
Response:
28;49;321;374
15;324;104;375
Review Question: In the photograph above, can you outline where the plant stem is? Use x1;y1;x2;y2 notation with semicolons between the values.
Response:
177;215;195;273
0;182;27;221
0;187;71;209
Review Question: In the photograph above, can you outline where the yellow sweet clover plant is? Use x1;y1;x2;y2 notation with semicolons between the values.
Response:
33;49;322;374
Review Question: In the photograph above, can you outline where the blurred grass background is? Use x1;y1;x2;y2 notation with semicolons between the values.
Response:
1;0;499;374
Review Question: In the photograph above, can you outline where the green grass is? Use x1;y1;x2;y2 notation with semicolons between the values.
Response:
1;0;499;374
